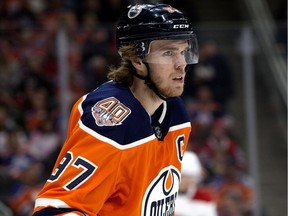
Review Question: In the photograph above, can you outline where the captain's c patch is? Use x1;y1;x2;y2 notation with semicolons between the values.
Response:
91;97;131;127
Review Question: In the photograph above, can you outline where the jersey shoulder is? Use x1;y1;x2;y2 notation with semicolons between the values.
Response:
78;81;153;145
167;97;190;124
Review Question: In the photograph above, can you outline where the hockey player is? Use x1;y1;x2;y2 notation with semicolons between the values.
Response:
33;3;198;216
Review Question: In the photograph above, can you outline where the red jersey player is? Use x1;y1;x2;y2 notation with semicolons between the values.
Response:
33;3;199;216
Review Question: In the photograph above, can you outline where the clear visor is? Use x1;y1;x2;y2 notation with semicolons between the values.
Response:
142;34;199;65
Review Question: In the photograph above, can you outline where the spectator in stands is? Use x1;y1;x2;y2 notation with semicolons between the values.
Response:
7;162;44;216
186;85;226;133
27;116;60;163
184;39;234;109
0;40;21;91
176;151;218;216
23;88;51;131
0;128;30;180
81;28;112;92
0;110;48;216
0;103;17;133
196;117;245;183
65;0;101;26
214;158;253;216
15;57;54;110
82;55;109;92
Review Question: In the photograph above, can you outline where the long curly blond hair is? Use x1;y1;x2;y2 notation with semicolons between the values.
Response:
107;44;138;86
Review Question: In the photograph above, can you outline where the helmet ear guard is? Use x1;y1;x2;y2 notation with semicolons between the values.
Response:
134;41;149;60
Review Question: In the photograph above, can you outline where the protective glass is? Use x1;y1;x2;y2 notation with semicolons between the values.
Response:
142;34;199;65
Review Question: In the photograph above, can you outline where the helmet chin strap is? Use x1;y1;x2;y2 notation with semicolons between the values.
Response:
133;62;173;101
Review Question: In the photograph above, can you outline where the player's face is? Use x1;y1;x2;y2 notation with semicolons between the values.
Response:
145;40;188;98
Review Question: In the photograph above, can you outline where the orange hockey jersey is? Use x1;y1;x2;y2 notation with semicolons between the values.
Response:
33;81;191;216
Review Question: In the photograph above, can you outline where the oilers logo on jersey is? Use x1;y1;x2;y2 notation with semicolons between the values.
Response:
141;166;180;216
91;97;131;126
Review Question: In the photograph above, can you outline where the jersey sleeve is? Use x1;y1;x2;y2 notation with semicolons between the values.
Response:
33;96;124;215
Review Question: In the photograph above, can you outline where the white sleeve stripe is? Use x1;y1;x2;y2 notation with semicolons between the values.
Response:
35;198;87;216
79;119;156;150
169;122;191;132
62;213;82;216
34;198;71;209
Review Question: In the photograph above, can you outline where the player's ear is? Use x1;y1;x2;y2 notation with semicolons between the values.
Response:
131;57;147;75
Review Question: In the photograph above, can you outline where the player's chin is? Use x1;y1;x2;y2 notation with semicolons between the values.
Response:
175;86;184;95
167;88;184;98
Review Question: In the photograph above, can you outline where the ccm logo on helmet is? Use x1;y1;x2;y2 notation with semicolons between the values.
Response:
173;24;189;29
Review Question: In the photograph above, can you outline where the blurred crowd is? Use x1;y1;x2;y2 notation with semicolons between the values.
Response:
0;1;257;216
180;40;255;216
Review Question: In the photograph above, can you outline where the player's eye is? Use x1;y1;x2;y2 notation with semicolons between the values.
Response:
181;48;189;55
163;50;174;56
